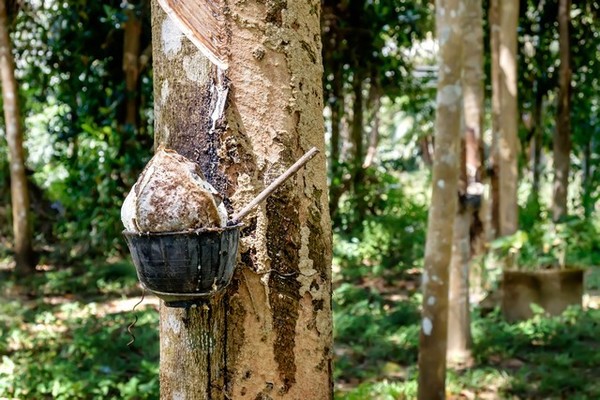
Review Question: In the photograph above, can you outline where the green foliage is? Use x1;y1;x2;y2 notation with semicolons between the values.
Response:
0;302;158;399
487;215;600;270
334;170;428;280
0;0;154;259
0;263;158;400
471;307;600;398
335;379;417;400
335;288;600;399
28;260;139;297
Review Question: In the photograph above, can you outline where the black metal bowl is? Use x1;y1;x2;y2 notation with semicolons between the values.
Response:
123;224;241;307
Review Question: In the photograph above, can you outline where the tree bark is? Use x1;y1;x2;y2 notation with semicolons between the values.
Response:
0;0;35;274
418;0;463;398
531;88;543;198
123;4;143;129
351;75;363;169
420;135;434;167
447;0;484;362
582;135;592;217
151;1;332;398
350;73;366;220
553;0;571;221
498;0;520;236
447;206;472;362
327;51;346;218
488;0;501;238
363;89;380;169
463;0;484;186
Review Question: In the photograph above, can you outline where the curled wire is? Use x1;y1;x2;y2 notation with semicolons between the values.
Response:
127;288;146;349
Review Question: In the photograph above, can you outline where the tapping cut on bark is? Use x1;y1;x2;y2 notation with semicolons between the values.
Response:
152;0;332;397
157;0;229;69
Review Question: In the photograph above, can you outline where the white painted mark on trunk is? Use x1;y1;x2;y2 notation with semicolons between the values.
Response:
427;296;436;306
172;391;186;400
422;270;429;286
162;16;183;58
437;180;445;189
161;80;170;104
166;313;182;334
437;84;462;106
422;317;433;336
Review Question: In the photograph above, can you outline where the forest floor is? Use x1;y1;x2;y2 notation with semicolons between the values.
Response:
0;258;599;399
334;266;600;399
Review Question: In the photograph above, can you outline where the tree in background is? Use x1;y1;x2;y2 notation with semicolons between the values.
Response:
322;0;432;224
489;0;501;237
121;0;149;132
571;2;600;217
498;0;520;236
3;0;154;259
553;0;572;221
418;0;463;397
448;0;485;363
151;0;332;397
0;0;35;274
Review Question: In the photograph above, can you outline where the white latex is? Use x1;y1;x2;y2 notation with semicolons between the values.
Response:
121;148;227;232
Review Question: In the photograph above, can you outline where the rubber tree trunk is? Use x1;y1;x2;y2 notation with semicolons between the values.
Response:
488;0;501;239
498;0;520;236
122;3;143;129
363;88;381;169
447;207;472;362
327;49;345;218
351;73;366;221
582;136;592;217
447;0;484;362
151;1;332;399
553;0;572;221
0;0;35;275
531;88;544;199
462;0;484;187
417;1;463;398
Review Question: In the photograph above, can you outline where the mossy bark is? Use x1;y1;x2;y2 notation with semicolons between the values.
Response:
151;0;332;398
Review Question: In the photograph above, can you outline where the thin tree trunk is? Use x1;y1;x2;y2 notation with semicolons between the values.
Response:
328;54;345;218
489;0;501;238
351;73;366;219
330;57;343;174
531;88;543;198
447;206;472;362
0;0;35;274
351;75;363;169
420;135;434;166
463;0;484;186
553;0;571;221
582;135;592;217
151;1;332;398
447;0;484;362
363;91;380;169
123;4;143;129
498;0;520;236
418;0;463;398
